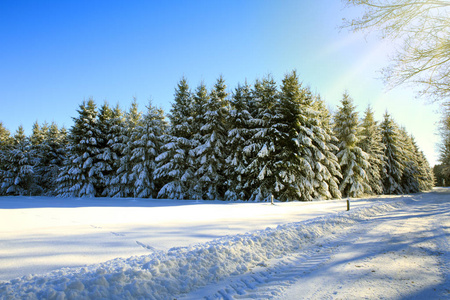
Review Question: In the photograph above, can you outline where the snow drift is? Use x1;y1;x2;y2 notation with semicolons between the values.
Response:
0;200;404;300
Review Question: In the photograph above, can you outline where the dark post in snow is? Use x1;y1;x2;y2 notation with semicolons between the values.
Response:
271;195;274;205
347;198;350;211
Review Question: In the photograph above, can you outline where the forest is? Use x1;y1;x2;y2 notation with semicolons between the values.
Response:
0;71;434;201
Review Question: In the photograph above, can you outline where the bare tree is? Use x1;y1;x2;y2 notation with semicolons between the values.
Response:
342;0;450;103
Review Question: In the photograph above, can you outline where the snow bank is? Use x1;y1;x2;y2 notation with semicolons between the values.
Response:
0;200;404;300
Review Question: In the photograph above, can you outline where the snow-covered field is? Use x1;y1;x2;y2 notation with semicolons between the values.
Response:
0;189;448;299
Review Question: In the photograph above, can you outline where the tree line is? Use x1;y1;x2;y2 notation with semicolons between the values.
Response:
0;71;434;200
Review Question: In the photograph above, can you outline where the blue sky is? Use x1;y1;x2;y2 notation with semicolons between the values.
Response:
0;0;441;165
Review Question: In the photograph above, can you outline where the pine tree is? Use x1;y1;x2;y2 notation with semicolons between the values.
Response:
358;106;385;195
155;78;196;199
0;122;12;195
101;104;125;197
0;126;37;195
398;128;421;193
30;121;46;146
333;93;370;198
225;82;253;200
194;76;229;200
128;102;168;198
275;73;341;201
38;123;67;195
0;122;11;149
109;99;142;197
29;121;48;194
56;99;102;197
410;137;434;191
310;96;342;200
242;76;279;201
380;111;404;195
14;125;26;144
275;71;310;201
189;83;210;199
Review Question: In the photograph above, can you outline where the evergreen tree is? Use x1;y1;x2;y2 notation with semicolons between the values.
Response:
189;83;210;199
433;164;449;187
0;126;37;195
380;111;405;194
0;122;12;195
14;125;26;144
30;121;46;146
29;121;47;194
155;79;196;199
194;77;229;200
333;93;370;197
274;71;310;201
110;99;142;197
398;128;421;193
94;102;126;197
275;73;341;201
38;123;67;195
242;76;279;201
101;104;125;197
358;106;385;195
310;96;342;200
225;82;253;200
412;140;434;191
0;122;11;149
129;102;167;198
56;99;102;197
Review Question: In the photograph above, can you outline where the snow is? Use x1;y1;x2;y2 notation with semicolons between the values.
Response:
0;189;449;299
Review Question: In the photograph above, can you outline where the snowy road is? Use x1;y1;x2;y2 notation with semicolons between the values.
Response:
0;189;448;299
183;188;450;299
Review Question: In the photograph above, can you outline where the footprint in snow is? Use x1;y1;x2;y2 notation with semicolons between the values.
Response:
136;241;156;251
110;232;125;237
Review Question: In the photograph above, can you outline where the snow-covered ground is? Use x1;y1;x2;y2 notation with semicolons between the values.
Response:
0;189;448;299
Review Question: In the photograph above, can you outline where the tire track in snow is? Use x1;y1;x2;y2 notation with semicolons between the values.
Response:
182;219;377;300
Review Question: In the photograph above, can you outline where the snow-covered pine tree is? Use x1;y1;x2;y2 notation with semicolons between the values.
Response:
14;125;26;143
95;102;114;196
193;77;229;200
411;138;434;191
30;121;46;146
242;76;279;201
129;102;167;198
309;95;342;200
109;99;142;197
29;121;47;194
0;122;11;149
398;127;421;193
155;78;196;199
274;71;309;201
30;121;61;195
333;93;370;198
0;122;12;195
380;111;405;195
101;104;125;197
37;122;68;195
358;106;385;195
189;83;210;199
275;72;341;202
225;82;253;200
0;126;37;195
56;99;103;197
95;102;126;197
